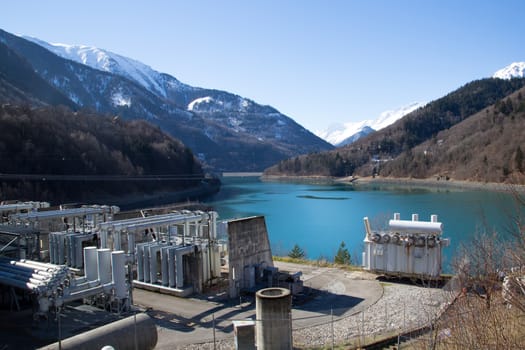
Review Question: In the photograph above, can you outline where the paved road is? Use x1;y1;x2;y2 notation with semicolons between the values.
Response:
133;261;383;348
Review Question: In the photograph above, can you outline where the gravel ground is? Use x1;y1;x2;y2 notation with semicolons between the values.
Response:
293;281;452;348
163;276;454;349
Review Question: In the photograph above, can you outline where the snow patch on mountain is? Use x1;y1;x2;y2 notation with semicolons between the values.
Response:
493;62;525;80
111;92;131;107
317;102;425;146
188;96;215;111
372;102;425;130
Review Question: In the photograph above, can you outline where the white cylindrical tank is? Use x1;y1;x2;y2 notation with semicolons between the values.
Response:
84;247;98;282
256;287;292;350
111;250;126;299
388;220;443;234
97;249;112;285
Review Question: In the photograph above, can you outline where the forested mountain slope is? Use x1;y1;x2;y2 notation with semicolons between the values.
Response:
0;104;211;204
265;78;525;184
379;86;525;183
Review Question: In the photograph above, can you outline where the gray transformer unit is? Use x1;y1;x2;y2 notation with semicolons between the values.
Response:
362;212;450;279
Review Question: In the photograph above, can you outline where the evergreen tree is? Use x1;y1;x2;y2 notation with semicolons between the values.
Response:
334;241;351;265
288;244;306;259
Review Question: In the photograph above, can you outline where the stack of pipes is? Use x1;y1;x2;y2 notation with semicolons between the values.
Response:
0;246;129;315
0;258;70;311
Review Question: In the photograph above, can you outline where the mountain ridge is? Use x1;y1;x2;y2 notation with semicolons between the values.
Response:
316;61;525;147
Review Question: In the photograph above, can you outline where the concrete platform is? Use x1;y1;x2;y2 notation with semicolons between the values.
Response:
133;261;383;348
0;262;382;349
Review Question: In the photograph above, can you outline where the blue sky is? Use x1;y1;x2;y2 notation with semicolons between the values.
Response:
2;0;524;132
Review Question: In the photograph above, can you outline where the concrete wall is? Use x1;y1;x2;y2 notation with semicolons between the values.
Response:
227;216;273;297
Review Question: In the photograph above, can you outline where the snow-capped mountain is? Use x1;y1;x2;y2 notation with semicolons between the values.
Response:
1;29;332;171
22;35;285;119
317;102;425;146
493;62;525;80
22;35;194;98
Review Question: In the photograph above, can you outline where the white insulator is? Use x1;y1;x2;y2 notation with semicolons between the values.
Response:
161;247;169;287
431;214;438;223
136;243;146;281
363;217;372;238
412;213;419;221
394;213;401;220
168;247;176;288
127;232;135;255
209;211;218;240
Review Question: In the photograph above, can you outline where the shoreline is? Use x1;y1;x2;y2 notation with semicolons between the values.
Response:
91;179;221;210
262;174;525;193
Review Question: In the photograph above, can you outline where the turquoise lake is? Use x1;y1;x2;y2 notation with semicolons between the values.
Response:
204;177;521;272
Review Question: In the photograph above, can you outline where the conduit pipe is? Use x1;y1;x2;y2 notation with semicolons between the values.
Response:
98;212;207;232
61;283;112;304
38;313;157;350
10;206;115;222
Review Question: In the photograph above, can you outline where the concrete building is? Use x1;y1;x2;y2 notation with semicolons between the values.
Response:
226;216;274;298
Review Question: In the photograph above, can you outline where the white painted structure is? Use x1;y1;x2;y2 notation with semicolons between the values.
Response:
98;210;222;296
22;205;119;267
0;208;224;318
362;213;450;278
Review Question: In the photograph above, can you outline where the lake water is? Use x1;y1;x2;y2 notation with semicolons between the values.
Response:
204;177;520;272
